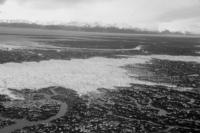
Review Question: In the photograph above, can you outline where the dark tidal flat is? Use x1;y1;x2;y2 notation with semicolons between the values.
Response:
0;28;200;133
0;27;200;64
0;86;200;133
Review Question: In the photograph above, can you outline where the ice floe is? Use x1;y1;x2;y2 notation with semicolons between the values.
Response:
0;55;200;99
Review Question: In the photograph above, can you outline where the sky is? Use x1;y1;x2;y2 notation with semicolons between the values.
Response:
0;0;200;33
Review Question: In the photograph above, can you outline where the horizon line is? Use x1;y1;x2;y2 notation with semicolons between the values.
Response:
0;19;196;35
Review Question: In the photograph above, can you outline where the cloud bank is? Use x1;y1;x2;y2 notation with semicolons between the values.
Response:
0;0;5;4
0;0;200;33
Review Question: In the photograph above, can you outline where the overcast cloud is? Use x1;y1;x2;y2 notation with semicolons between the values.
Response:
0;0;5;4
0;0;200;33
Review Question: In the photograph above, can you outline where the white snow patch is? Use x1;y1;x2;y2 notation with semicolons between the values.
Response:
38;53;43;57
0;88;22;100
121;55;200;63
56;49;62;52
0;55;199;99
133;45;143;51
149;55;200;63
0;41;61;51
196;51;200;54
0;43;25;51
62;45;143;51
0;41;142;52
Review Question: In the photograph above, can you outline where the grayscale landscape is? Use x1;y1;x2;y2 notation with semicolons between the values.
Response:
0;0;200;133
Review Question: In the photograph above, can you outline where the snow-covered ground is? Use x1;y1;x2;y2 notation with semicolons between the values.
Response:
0;55;200;99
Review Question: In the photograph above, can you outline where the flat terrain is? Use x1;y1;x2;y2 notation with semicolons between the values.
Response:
0;27;200;133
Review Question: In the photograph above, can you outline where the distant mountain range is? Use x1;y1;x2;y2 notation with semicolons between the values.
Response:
0;20;191;35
